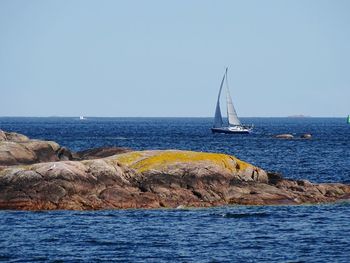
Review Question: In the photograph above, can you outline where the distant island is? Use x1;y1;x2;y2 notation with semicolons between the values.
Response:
287;114;311;118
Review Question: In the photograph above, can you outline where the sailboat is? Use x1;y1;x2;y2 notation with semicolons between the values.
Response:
211;68;253;134
347;115;350;124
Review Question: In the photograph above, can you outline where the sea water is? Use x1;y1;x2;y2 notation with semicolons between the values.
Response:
0;117;349;262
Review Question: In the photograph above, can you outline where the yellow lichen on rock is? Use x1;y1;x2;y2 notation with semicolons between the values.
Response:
112;150;251;173
110;151;144;167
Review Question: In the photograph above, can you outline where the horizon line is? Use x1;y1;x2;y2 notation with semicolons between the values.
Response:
0;115;348;118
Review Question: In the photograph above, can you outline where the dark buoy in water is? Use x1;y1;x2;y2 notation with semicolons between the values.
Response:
347;115;350;124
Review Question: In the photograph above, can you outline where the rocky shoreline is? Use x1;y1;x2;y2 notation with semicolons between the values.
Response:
0;130;349;210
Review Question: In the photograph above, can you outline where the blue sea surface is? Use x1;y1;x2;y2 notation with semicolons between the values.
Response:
0;117;349;262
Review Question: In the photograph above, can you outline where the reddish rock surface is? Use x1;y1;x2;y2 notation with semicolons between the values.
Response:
0;131;349;210
75;146;131;160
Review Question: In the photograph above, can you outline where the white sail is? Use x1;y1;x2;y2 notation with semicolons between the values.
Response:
225;70;241;126
211;68;253;134
213;72;226;128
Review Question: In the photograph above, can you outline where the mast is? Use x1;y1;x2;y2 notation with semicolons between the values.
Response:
225;68;241;126
213;71;226;128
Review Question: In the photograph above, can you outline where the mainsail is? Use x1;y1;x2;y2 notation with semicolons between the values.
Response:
225;70;241;126
213;72;226;128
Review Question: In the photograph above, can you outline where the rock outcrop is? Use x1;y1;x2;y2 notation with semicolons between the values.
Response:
0;130;72;166
275;133;313;139
75;146;131;160
301;133;312;139
0;130;129;166
0;130;349;210
275;134;294;139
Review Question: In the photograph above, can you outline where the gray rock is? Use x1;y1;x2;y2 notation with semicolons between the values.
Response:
0;130;71;166
301;133;312;139
0;130;29;142
275;134;294;139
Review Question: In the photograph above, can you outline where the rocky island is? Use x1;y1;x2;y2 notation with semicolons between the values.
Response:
0;130;349;210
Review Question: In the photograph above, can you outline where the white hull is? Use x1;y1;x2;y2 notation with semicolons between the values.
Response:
211;125;253;134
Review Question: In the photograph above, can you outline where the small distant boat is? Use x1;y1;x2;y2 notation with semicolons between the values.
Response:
347;115;350;124
79;116;86;120
211;68;253;134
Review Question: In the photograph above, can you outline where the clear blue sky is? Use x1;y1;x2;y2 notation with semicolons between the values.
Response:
0;0;349;117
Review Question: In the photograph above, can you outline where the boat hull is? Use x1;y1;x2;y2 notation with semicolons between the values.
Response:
211;126;252;134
